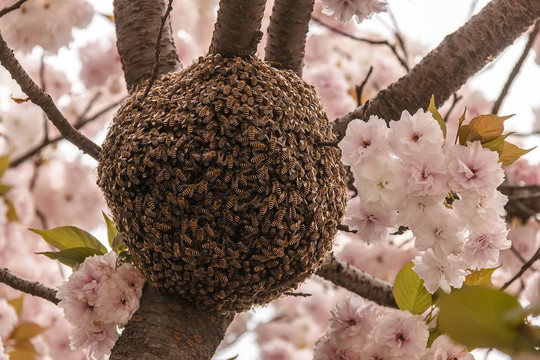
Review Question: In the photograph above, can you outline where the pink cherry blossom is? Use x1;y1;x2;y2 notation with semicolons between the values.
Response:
259;338;312;360
313;337;342;360
422;334;474;360
79;39;122;89
402;154;451;198
410;210;466;257
354;154;406;209
0;0;94;53
452;190;508;232
448;141;505;195
70;322;119;360
0;342;7;360
462;223;511;269
389;109;445;161
413;250;469;293
372;311;429;359
343;197;398;244
0;298;17;339
339;116;390;167
321;0;387;24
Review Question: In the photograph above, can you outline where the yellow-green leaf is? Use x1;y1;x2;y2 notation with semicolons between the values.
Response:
482;134;511;155
458;124;472;145
103;212;117;249
427;95;446;138
29;226;107;254
101;13;114;22
499;142;535;167
12;338;38;355
438;287;526;351
10;323;47;341
0;183;12;195
0;155;9;178
469;114;513;143
8;349;36;360
5;198;19;222
37;247;103;268
7;295;24;317
393;262;432;315
427;325;443;347
464;267;500;287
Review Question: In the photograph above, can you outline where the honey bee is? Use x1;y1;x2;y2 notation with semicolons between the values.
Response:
225;155;233;169
197;180;208;194
156;223;171;231
217;274;228;284
123;199;134;211
244;225;258;235
247;126;255;142
251;254;266;262
225;196;236;210
250;154;265;164
184;248;200;257
177;195;185;208
175;168;187;182
180;234;192;245
144;207;156;217
173;243;181;257
202;241;217;250
272;180;281;196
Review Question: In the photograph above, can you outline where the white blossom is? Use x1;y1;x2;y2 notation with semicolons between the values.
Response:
413;250;469;293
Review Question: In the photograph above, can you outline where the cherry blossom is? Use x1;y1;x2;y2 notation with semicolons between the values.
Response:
462;225;511;269
321;0;387;24
342;197;398;244
0;298;17;339
413;250;469;293
339;116;390;167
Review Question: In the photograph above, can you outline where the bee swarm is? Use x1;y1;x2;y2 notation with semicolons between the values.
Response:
98;54;347;313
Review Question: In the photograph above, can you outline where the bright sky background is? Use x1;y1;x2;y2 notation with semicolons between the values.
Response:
77;1;536;359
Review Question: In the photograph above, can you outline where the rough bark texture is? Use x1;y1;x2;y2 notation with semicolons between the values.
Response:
316;253;397;308
333;0;540;140
110;286;234;360
264;0;315;77
209;0;267;58
114;0;182;92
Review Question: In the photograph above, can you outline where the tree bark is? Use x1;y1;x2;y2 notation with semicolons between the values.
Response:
208;0;267;58
264;0;315;77
333;0;540;140
113;0;182;92
111;286;234;360
316;253;397;308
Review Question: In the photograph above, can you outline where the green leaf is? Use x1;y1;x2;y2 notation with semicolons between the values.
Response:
469;114;513;143
464;267;500;287
29;226;107;254
37;247;103;267
10;322;47;341
438;287;526;351
5;198;19;222
499;142;535;167
458;124;472;145
427;95;446;138
112;232;127;254
102;212;117;249
427;325;443;347
0;155;9;178
7;295;24;316
0;183;12;195
393;262;432;315
482;133;511;155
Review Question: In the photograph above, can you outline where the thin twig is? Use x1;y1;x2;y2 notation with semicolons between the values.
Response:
467;0;481;20
386;5;409;66
0;30;101;160
311;17;409;72
337;224;357;234
492;20;540;114
0;268;59;305
0;0;29;17
283;292;312;297
355;66;374;106
10;97;123;168
141;0;174;100
501;247;540;290
443;93;462;123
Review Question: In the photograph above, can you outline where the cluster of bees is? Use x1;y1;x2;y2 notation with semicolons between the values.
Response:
98;54;347;313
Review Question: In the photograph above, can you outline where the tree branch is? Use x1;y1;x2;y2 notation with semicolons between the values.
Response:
316;253;397;308
141;0;174;100
208;0;267;58
500;184;540;221
0;31;101;160
110;286;234;360
264;0;315;77
0;0;29;18
501;247;540;291
333;0;540;140
492;20;540;114
312;17;409;72
0;268;59;305
113;0;182;92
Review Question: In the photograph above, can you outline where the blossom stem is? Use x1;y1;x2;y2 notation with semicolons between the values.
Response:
501;247;540;291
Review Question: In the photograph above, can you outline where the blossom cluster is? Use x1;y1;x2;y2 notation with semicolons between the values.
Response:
57;252;144;360
314;295;473;359
321;0;387;24
339;109;511;293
